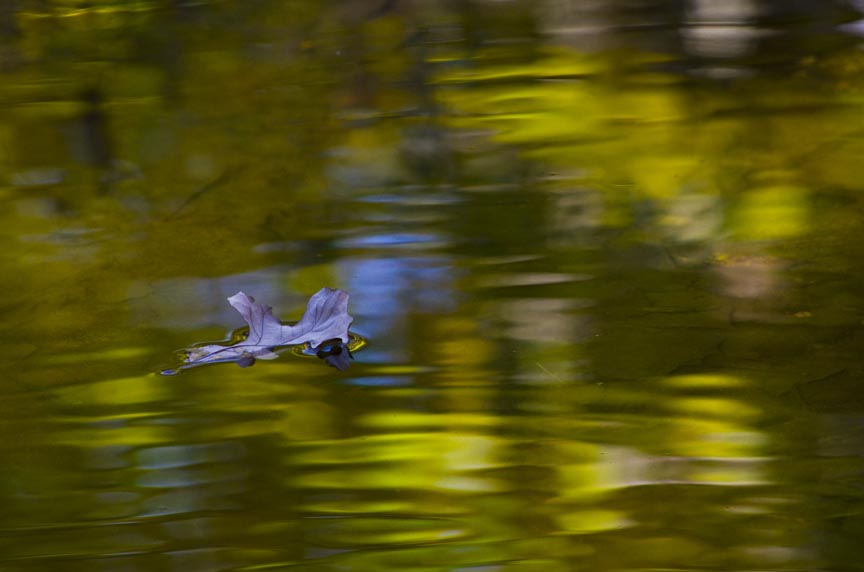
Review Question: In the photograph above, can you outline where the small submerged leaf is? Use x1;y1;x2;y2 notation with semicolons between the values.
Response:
162;288;355;374
311;338;354;371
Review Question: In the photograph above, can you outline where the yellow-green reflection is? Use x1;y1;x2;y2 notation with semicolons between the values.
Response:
1;1;864;571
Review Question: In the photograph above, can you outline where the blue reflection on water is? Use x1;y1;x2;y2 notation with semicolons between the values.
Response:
338;231;447;249
343;376;414;387
339;254;458;363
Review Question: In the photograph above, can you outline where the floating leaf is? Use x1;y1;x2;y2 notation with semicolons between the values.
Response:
161;288;355;375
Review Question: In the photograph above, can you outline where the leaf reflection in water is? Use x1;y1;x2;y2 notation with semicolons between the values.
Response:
161;287;359;375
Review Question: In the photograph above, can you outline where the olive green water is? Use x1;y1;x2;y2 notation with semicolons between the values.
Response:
3;1;864;570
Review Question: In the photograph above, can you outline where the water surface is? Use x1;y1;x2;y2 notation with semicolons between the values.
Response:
2;1;864;570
